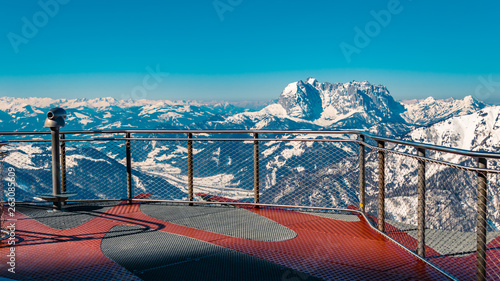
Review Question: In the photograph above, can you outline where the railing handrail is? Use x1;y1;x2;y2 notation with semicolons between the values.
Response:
364;134;500;159
1;129;500;160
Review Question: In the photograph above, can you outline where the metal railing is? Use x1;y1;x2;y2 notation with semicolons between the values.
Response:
2;129;500;280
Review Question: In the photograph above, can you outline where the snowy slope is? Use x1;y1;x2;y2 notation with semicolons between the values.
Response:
407;106;500;152
401;95;486;126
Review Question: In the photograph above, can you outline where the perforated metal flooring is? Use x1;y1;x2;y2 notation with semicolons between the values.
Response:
102;225;320;281
16;202;118;230
141;203;297;241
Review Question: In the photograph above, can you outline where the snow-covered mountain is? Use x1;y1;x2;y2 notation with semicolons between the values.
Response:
401;95;486;126
206;79;411;135
194;79;487;136
406;106;500;152
0;79;485;136
279;78;405;124
0;97;255;132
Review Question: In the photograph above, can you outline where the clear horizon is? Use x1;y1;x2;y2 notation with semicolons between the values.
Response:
1;0;499;104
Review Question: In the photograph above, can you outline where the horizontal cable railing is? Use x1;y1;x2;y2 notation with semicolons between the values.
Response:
1;129;500;280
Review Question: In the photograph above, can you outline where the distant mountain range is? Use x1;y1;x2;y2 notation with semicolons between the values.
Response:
0;78;487;137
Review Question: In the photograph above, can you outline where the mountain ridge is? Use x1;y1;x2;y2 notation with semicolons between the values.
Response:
0;78;489;137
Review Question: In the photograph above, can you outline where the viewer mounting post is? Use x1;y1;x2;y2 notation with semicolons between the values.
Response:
377;140;385;232
477;157;488;281
359;135;365;213
417;148;426;257
188;133;194;205
254;133;259;206
44;108;67;211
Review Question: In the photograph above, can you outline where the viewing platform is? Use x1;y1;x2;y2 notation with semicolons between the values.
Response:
1;128;500;280
2;198;449;280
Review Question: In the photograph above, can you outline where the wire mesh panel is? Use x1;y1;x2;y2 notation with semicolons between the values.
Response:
422;160;479;280
364;145;380;221
1;142;52;201
487;170;500;280
64;140;127;200
259;139;360;209
192;140;254;201
360;140;500;280
383;149;420;252
131;139;187;200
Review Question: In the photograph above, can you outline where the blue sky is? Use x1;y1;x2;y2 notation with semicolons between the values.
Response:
1;0;499;103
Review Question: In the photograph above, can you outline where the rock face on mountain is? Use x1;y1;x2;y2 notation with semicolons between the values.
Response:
277;78;407;130
279;78;405;122
277;79;324;120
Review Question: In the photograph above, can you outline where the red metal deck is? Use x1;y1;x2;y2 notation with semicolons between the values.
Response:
0;197;450;280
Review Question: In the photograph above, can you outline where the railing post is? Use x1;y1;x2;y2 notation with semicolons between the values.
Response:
60;133;67;205
417;148;426;257
254;133;259;206
359;135;365;213
187;133;194;205
126;133;132;204
50;128;62;210
377;141;385;232
477;157;488;281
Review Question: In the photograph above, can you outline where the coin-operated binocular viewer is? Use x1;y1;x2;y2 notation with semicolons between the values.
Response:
44;108;67;128
44;108;68;210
